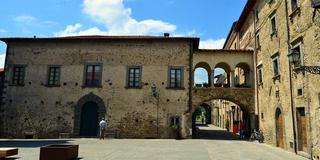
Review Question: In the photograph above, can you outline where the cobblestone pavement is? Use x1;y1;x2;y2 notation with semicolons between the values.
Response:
0;126;307;160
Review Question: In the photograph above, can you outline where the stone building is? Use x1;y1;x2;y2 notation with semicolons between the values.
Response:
223;0;320;158
0;35;256;141
0;36;199;139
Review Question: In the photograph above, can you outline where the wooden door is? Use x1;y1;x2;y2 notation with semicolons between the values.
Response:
297;108;308;152
80;102;99;137
276;108;285;148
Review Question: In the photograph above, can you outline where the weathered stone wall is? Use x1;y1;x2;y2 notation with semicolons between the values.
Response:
1;39;192;138
289;0;320;158
224;0;320;157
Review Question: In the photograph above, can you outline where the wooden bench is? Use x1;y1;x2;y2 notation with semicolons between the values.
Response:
40;145;78;160
0;148;18;159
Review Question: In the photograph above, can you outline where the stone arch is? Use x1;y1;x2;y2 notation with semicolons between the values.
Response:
235;62;251;88
194;62;212;87
193;98;249;114
213;62;232;87
74;92;107;137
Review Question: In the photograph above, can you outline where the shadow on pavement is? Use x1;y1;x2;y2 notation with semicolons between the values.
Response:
193;125;243;141
0;139;74;148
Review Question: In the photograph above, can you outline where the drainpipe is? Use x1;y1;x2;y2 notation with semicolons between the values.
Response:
284;0;298;154
253;7;260;130
188;40;194;113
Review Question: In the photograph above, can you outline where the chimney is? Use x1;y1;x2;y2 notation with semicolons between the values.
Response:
164;33;170;37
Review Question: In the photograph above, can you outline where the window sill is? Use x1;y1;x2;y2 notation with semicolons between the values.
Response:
8;84;25;87
125;86;142;89
81;85;103;88
289;7;301;21
256;45;261;51
166;87;185;90
45;84;61;88
272;75;281;81
270;32;278;38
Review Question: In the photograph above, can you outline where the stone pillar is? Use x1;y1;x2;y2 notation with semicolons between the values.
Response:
230;70;235;88
211;70;215;87
208;72;212;87
246;70;252;88
181;113;191;138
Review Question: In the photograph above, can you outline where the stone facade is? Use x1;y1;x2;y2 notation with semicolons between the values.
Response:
224;0;320;158
0;35;258;140
0;37;198;139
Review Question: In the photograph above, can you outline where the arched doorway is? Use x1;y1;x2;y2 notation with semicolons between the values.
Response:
80;102;99;137
191;98;252;140
74;93;106;137
192;104;212;138
275;108;285;148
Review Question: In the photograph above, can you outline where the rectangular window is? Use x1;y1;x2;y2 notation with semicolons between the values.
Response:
291;45;302;68
272;56;280;76
127;66;142;88
12;65;25;86
270;13;277;36
266;0;274;4
168;67;183;88
256;33;261;49
318;93;320;109
170;116;180;127
297;88;303;96
239;31;244;39
255;9;259;21
257;66;263;85
297;107;305;116
291;0;298;11
47;66;60;86
85;64;102;87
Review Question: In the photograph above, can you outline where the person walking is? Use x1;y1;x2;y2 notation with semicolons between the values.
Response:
99;118;107;140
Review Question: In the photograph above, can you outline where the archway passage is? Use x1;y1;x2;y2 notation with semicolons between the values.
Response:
191;100;249;140
192;104;212;127
275;108;285;148
80;102;99;137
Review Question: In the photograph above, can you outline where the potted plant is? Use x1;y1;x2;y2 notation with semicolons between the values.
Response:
170;124;181;139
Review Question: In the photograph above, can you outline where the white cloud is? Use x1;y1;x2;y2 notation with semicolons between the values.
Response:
0;29;6;33
194;68;209;84
55;23;108;36
14;15;37;24
0;54;6;68
199;38;226;49
56;0;176;36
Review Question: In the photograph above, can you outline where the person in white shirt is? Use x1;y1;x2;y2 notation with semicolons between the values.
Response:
99;118;107;140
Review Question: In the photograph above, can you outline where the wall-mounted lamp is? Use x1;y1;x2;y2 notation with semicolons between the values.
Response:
151;83;159;98
288;50;320;74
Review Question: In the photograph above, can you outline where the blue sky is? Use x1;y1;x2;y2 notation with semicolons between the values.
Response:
0;0;247;82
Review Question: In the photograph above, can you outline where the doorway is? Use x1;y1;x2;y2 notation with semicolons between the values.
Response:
297;107;308;152
80;102;99;137
275;108;285;148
